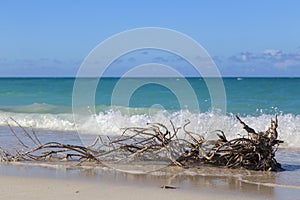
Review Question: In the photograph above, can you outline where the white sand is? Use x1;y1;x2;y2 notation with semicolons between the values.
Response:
0;174;264;200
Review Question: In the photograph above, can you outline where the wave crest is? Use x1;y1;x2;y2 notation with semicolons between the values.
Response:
0;108;299;148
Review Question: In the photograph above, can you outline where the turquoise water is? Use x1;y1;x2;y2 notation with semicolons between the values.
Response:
0;78;299;148
0;77;299;115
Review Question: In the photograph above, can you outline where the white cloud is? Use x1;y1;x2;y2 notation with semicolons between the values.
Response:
1;48;300;77
218;48;300;76
263;49;281;56
274;59;300;69
241;54;248;61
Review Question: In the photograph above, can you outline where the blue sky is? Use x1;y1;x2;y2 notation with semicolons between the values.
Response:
0;0;299;77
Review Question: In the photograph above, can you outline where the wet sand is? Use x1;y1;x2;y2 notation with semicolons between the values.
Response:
0;162;299;200
1;128;300;200
0;174;267;200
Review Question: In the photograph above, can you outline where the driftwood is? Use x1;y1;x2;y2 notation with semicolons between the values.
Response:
0;116;284;171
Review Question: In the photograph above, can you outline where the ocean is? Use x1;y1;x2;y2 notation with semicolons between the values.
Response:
0;77;300;191
0;77;299;146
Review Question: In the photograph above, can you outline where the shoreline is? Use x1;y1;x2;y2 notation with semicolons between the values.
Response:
1;120;300;199
1;162;300;200
0;173;269;200
0;174;249;200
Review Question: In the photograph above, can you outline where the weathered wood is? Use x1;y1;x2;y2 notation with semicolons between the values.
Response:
0;116;284;171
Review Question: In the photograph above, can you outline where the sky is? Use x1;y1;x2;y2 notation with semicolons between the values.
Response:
0;0;300;77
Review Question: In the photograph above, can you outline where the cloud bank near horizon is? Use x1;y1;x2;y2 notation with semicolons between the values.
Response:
216;48;300;77
0;48;300;77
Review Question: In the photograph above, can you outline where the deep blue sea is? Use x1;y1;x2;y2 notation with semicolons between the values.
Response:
0;77;299;148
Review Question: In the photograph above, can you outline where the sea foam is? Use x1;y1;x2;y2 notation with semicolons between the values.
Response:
0;109;299;148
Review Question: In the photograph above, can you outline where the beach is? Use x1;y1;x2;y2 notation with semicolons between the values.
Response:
1;161;300;200
1;174;201;200
0;174;248;200
1;78;300;199
2;0;300;199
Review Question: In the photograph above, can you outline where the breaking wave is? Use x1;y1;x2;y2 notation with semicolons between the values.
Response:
0;103;299;148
